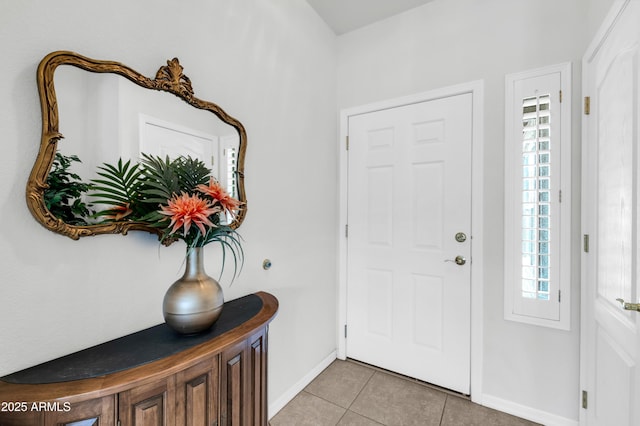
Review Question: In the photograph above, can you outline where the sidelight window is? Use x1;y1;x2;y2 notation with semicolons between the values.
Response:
504;63;571;330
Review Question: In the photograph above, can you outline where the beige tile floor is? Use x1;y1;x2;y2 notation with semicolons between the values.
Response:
270;359;540;426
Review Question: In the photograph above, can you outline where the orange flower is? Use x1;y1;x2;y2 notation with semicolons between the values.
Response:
104;203;132;220
159;192;220;236
197;177;241;216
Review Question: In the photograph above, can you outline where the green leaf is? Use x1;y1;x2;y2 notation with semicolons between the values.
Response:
90;158;143;215
45;151;94;225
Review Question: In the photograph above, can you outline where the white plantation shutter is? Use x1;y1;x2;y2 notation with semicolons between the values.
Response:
504;63;571;330
225;146;238;198
219;134;239;225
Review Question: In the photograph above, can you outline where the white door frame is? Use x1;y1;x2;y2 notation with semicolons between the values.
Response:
337;80;484;401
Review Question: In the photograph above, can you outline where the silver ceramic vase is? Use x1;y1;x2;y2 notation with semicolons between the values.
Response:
163;247;224;334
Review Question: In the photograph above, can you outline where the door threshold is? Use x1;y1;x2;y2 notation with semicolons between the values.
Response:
345;357;470;399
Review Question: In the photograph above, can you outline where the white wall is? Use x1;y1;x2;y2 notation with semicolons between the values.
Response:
587;0;617;39
0;0;337;409
337;0;589;423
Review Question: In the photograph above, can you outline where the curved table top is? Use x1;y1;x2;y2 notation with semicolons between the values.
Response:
0;291;278;401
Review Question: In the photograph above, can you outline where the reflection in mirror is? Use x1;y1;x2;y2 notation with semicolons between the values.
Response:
27;51;247;240
54;66;240;224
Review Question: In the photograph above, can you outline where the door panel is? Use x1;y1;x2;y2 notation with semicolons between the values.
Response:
44;396;115;426
346;93;472;394
118;377;175;426
583;1;640;424
175;356;219;426
249;332;268;426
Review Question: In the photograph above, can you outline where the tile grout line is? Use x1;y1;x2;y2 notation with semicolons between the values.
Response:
345;360;454;426
311;361;382;425
334;408;347;426
289;390;349;426
345;368;376;410
439;395;449;426
317;363;378;425
344;369;388;425
297;389;383;426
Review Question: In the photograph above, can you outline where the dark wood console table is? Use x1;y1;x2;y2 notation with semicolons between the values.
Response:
0;291;278;426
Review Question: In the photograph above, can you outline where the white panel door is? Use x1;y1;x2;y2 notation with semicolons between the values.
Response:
582;1;640;424
346;93;472;394
139;114;219;179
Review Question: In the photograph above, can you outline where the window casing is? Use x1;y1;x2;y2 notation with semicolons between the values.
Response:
504;63;571;330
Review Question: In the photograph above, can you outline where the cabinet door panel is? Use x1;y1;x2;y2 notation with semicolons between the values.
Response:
45;396;115;426
176;356;219;426
0;410;43;426
220;329;268;426
119;377;175;426
249;333;267;426
221;340;247;426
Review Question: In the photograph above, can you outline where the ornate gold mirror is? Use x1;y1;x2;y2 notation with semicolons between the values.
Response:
26;51;247;240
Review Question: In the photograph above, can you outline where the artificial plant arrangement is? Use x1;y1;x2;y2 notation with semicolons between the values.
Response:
90;154;244;279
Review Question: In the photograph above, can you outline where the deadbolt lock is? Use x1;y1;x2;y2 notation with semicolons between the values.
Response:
455;232;467;243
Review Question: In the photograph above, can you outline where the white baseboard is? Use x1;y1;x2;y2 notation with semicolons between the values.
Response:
268;350;337;419
481;394;578;426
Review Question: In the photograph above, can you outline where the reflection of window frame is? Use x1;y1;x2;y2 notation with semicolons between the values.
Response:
219;134;239;225
219;134;238;198
504;63;571;330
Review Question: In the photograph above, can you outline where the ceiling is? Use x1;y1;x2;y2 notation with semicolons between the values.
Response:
306;0;435;35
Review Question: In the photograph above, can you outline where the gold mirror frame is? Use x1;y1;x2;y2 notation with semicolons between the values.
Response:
26;51;247;241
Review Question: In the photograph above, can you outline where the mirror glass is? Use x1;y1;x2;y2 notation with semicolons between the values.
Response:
55;66;241;223
26;51;247;240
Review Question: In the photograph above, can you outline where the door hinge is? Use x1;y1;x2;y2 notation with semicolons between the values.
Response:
559;89;562;103
582;390;588;409
583;234;590;253
559;190;562;203
346;135;349;150
558;290;561;303
344;324;348;338
117;420;121;426
584;96;591;115
345;224;348;238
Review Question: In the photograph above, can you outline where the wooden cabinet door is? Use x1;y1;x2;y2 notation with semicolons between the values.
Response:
0;410;43;426
118;377;175;426
175;356;219;426
220;340;248;426
220;329;268;426
248;332;267;426
44;396;115;426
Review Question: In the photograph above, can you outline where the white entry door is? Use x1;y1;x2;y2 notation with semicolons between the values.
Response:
346;93;472;394
139;114;219;178
582;1;640;424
